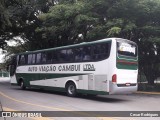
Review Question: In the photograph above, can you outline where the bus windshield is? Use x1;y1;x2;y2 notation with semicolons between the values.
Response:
117;41;137;57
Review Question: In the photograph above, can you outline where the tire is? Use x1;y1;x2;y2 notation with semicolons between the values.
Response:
20;80;26;90
66;82;77;97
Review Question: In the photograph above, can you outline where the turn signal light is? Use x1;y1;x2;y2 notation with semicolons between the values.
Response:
112;74;117;83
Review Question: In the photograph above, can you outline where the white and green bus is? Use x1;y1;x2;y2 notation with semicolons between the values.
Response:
10;38;138;96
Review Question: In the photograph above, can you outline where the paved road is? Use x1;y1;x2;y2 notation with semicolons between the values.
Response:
0;80;160;120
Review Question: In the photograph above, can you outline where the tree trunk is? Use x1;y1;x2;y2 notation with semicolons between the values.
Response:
143;65;155;85
147;76;155;85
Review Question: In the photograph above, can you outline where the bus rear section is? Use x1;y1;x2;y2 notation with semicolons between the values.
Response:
110;39;138;94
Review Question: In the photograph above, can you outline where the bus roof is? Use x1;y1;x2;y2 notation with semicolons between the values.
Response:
17;38;135;55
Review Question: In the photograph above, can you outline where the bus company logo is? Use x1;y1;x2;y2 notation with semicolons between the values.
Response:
83;64;95;71
2;112;11;117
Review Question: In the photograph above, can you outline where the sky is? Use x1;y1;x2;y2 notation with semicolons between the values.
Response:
0;49;6;63
0;37;24;63
0;40;18;63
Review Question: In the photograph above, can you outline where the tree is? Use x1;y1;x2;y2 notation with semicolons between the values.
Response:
36;0;121;47
0;0;57;50
0;0;11;49
33;0;160;84
105;0;160;84
2;0;160;85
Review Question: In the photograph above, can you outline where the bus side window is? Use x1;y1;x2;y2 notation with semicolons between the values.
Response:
27;54;36;65
46;51;53;64
52;51;58;63
18;55;21;65
101;43;110;58
36;53;41;64
93;42;111;60
32;54;36;64
42;52;47;64
19;55;26;65
83;46;92;61
17;55;19;65
66;49;74;62
93;44;101;60
28;54;32;64
74;47;83;62
59;49;67;62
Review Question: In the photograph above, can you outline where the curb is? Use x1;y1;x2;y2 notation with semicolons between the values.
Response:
135;91;160;95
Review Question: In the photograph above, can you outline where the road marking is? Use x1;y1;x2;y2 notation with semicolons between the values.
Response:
99;117;118;120
0;91;70;111
0;91;118;120
3;107;53;120
136;91;160;95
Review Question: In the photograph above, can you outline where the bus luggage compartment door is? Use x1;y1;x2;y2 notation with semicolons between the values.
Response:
94;75;108;92
88;74;94;90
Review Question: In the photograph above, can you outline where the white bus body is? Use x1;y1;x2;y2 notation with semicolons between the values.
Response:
10;38;138;96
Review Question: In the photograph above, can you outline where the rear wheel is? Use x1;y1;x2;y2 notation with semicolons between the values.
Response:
20;80;26;90
66;82;77;97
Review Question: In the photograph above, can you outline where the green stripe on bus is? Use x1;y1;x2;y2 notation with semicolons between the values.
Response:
25;85;109;95
118;54;138;61
116;57;138;70
16;73;86;81
15;73;87;87
77;89;109;95
16;73;86;80
117;64;138;70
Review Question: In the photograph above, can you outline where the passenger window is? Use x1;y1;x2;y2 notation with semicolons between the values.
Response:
93;42;111;60
36;53;41;64
93;44;101;60
59;49;67;62
101;43;110;58
41;52;46;64
46;51;53;63
66;49;74;62
52;51;58;63
32;54;36;64
28;54;32;64
83;46;92;61
19;55;26;65
17;55;19;65
74;47;83;62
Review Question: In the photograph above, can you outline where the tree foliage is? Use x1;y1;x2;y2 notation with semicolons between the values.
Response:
0;0;57;50
1;0;160;84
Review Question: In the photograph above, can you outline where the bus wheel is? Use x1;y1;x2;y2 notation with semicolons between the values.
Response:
66;82;77;97
20;80;26;90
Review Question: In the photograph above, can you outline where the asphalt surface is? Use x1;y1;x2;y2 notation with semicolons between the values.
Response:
0;79;160;120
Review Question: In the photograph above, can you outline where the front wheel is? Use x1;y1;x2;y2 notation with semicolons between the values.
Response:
20;80;26;90
66;82;77;97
